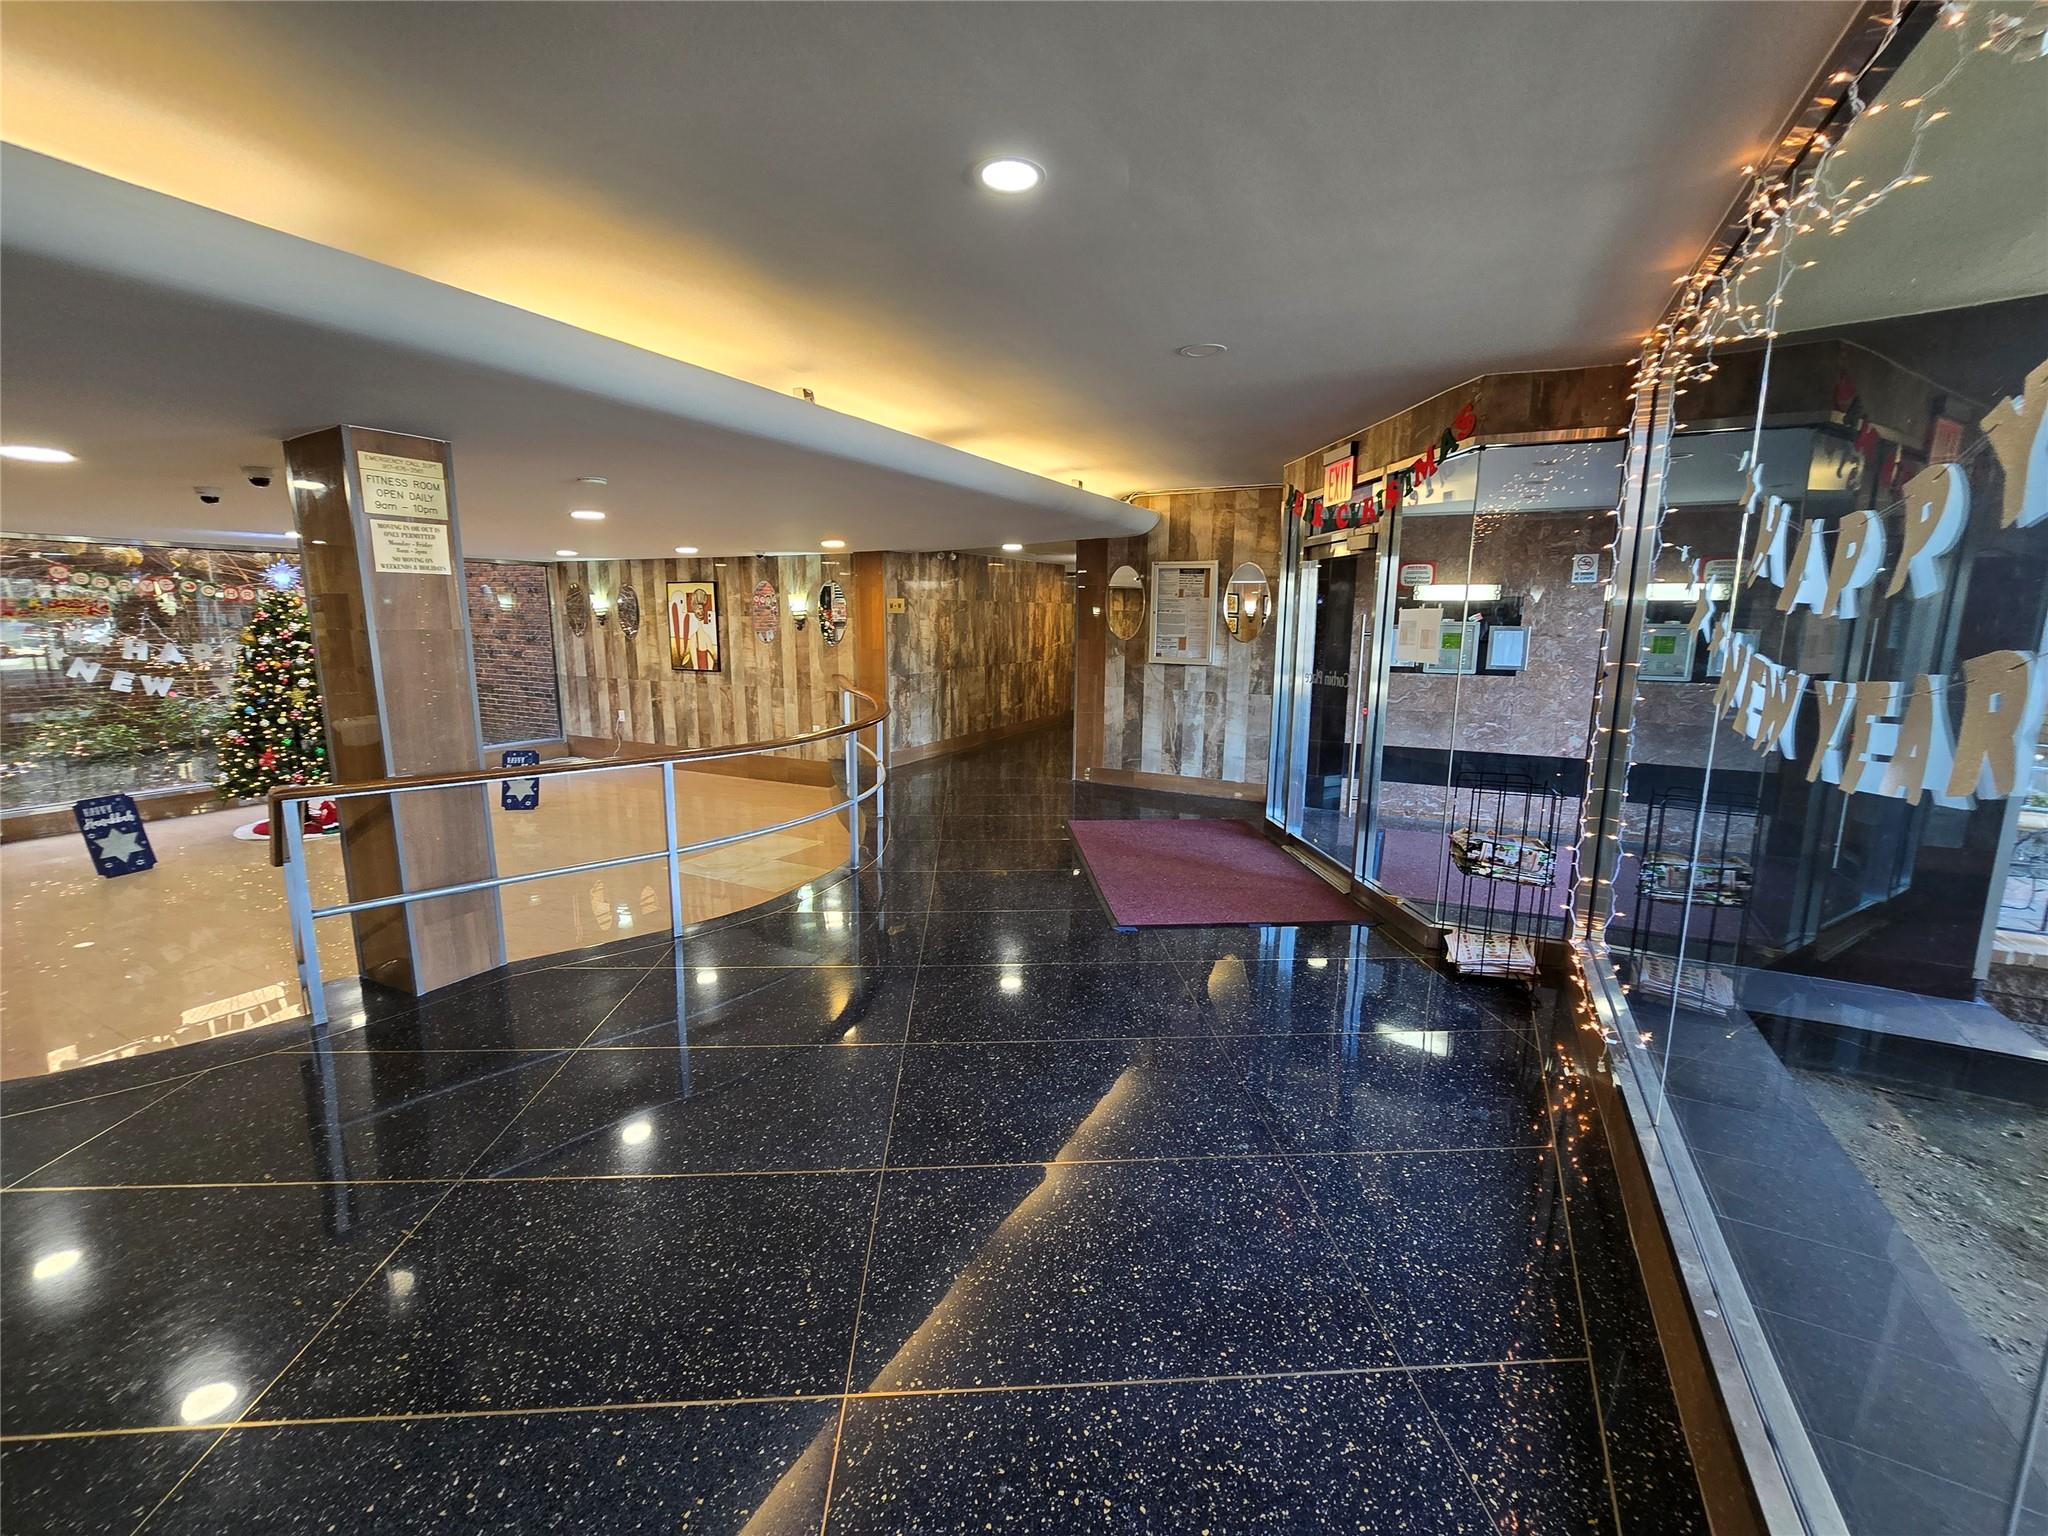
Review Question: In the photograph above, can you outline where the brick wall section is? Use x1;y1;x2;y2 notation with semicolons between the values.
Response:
464;560;563;745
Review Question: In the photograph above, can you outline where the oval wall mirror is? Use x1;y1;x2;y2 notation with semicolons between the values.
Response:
817;581;848;645
1223;562;1269;644
1106;565;1145;641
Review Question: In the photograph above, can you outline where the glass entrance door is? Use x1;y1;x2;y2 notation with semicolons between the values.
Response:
1282;535;1385;874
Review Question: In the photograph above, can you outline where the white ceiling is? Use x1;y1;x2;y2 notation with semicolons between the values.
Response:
0;1;1856;556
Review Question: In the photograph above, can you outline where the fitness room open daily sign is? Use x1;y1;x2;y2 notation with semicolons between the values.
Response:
358;450;453;575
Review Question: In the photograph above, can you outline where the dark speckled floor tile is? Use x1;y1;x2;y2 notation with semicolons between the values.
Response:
1;1078;191;1186
482;1043;899;1175
263;1173;875;1419
0;1181;440;1433
670;910;925;969
919;908;1169;964
591;964;919;1047
1295;1148;1584;1364
1188;953;1530;1035
887;1039;1275;1166
16;1048;566;1188
0;1429;212;1536
1235;1030;1550;1152
149;1402;838;1534
851;1160;1396;1391
1414;1361;1617;1534
825;1369;1588;1534
926;869;1103;911
906;963;1201;1041
1153;922;1412;965
353;964;653;1052
886;838;1082;872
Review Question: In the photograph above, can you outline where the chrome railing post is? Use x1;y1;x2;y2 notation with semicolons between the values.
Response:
662;763;685;938
874;709;887;844
843;688;863;870
280;797;329;1029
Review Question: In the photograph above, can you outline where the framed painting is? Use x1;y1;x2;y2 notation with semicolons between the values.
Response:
667;580;722;672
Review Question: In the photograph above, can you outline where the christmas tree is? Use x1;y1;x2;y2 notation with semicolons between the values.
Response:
215;587;329;803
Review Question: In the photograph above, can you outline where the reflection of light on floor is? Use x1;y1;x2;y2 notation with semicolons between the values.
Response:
30;1247;81;1282
738;1070;1140;1533
1376;1026;1451;1057
1306;956;1329;970
619;1117;653;1146
998;973;1024;994
695;969;719;985
177;1380;240;1423
387;1268;416;1299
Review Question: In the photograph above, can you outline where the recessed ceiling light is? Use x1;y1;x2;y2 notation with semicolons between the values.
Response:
288;478;325;492
1001;543;1024;553
675;546;698;555
821;538;847;550
0;445;76;463
570;509;606;521
556;549;578;558
976;157;1043;194
1175;343;1228;359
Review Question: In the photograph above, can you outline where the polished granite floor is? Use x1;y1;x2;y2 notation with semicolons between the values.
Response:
0;727;1706;1533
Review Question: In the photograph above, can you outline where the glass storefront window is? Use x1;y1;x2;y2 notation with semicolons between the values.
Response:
1602;11;2048;1530
0;536;299;812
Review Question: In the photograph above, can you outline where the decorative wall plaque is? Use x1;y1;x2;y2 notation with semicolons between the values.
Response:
565;583;589;636
615;585;641;639
751;580;780;643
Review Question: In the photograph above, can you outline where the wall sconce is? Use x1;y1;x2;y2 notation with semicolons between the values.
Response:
589;590;612;627
788;589;810;631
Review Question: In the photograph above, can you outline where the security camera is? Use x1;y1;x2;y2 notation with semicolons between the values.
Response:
195;486;223;505
242;466;274;488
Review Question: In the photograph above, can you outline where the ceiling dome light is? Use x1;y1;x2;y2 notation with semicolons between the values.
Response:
1001;543;1024;553
976;157;1044;194
570;509;606;521
1175;343;1228;359
675;546;698;555
820;538;847;550
0;445;76;463
556;549;578;558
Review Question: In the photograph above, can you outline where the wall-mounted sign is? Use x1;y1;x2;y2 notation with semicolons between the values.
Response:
1397;561;1436;587
500;749;541;811
886;596;908;615
1698;557;1739;599
1395;604;1442;666
368;520;451;576
1322;448;1358;512
75;793;156;879
356;451;449;521
1570;552;1602;585
1149;560;1217;666
751;581;779;643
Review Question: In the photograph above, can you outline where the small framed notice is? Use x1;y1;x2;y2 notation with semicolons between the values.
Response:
369;520;452;575
357;451;449;521
1149;560;1218;666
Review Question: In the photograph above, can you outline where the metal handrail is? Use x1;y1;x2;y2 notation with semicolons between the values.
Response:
267;680;887;866
271;682;888;1028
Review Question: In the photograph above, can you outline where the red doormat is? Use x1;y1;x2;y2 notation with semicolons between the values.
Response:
1070;819;1363;928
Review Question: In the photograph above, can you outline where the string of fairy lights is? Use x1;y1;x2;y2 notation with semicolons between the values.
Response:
1563;0;2047;1045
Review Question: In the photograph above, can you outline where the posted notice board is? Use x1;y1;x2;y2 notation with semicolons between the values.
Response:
1150;561;1218;666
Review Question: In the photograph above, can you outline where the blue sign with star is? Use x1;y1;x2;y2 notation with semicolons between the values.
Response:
500;749;541;811
74;793;157;878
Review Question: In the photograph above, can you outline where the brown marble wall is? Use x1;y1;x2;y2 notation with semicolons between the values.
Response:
883;553;1073;756
1083;487;1283;791
553;554;845;760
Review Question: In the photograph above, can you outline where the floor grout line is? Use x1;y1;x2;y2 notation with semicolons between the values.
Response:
815;939;919;1536
6;1356;1597;1444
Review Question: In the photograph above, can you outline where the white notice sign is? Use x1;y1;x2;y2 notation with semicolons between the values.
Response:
369;520;452;575
1149;561;1217;666
358;451;449;521
1396;604;1444;665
